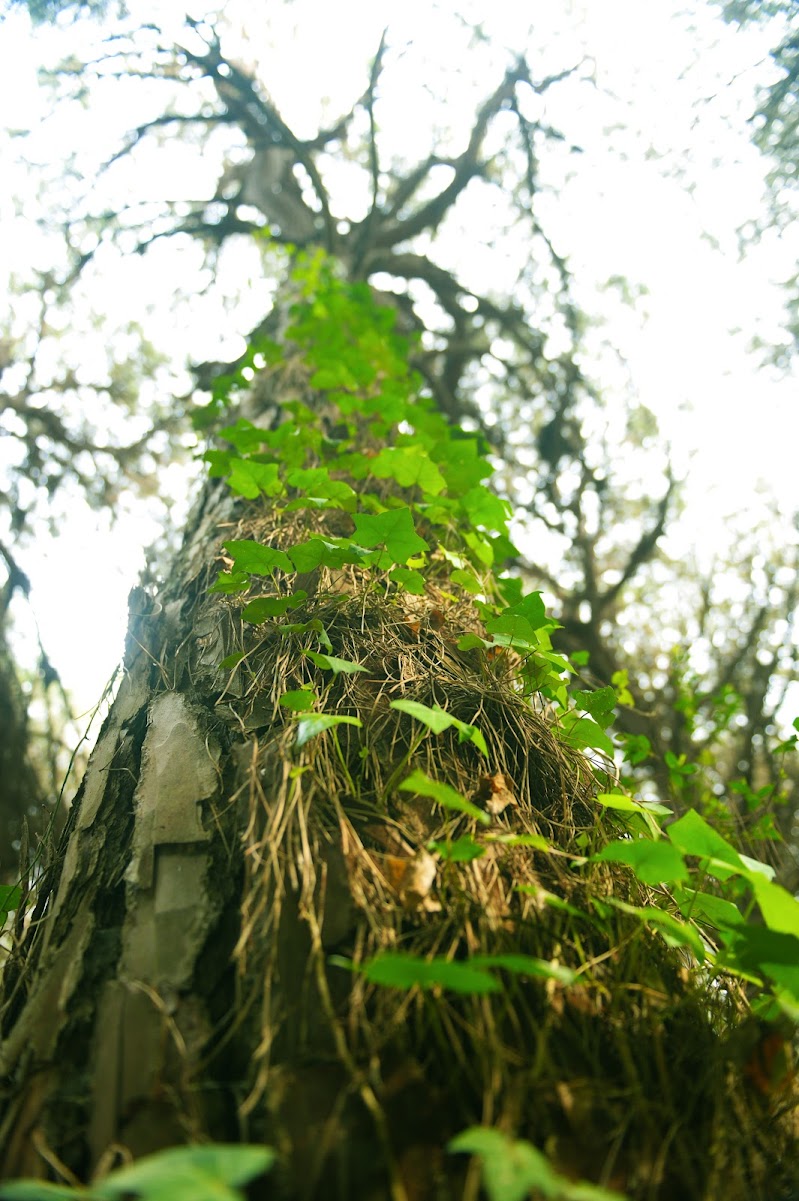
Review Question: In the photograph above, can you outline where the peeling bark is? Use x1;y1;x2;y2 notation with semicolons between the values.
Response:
0;476;242;1175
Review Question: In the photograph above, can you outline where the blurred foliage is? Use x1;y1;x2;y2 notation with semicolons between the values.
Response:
4;0;116;24
716;0;799;359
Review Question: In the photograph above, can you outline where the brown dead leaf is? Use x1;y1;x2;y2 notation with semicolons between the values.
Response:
383;850;439;912
473;771;518;816
428;608;446;630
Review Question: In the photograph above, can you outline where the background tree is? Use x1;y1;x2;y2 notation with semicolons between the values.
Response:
714;0;799;360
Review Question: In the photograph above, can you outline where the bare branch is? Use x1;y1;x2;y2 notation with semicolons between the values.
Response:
598;472;677;610
373;59;529;249
384;155;444;220
100;111;234;175
351;28;389;275
0;543;31;615
178;20;335;251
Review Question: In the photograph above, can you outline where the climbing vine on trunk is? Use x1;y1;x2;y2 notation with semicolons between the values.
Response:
1;252;797;1201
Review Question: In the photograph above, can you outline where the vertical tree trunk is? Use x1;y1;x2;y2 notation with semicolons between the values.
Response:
0;470;245;1172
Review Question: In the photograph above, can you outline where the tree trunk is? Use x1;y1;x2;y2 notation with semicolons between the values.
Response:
0;269;795;1201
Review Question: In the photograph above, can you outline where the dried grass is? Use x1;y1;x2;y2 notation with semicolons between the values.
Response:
200;559;799;1200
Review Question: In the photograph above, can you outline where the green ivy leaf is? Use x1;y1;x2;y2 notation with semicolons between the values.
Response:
594;793;670;839
428;836;486;862
496;574;524;605
94;1144;275;1201
717;925;799;999
203;449;232;478
284;466;332;489
611;669;634;706
209;571;250;596
295;713;362;748
304;650;367;674
219;418;273;454
0;885;22;917
619;732;653;765
750;875;799;937
664;751;698;779
461;485;511;532
399;768;491;826
491;591;549;629
593;839;688;885
279;690;317;711
667;810;752;882
225;541;293;576
450;569;482;594
242;592;307;623
332;450;370;479
464;530;493;566
332;952;500;995
370;446;447;495
281;619;333;652
737;852;775;881
351;508;428;564
390;700;488;755
559;716;614;757
595;794;672;818
0;1145;277;1201
456;633;488;651
673;886;744;930
309;362;359;390
572;686;617;729
0;1184;89;1199
227;459;284;499
390;699;463;734
663;811;740;869
470;954;576;986
448;1127;628;1201
218;652;247;670
389;566;426;594
602;897;705;960
640;912;704;959
434;437;492;492
284;467;358;511
289;537;373;573
485;593;553;646
448;1127;559;1201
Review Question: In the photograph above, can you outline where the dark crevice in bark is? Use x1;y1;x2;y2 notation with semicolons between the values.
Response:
49;878;128;1176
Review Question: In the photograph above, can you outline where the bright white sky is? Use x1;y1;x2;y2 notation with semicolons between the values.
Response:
1;0;797;714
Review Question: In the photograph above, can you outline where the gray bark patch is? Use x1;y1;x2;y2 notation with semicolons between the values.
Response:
125;692;215;890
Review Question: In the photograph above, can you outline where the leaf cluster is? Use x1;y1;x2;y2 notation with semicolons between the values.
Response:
203;254;799;1023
